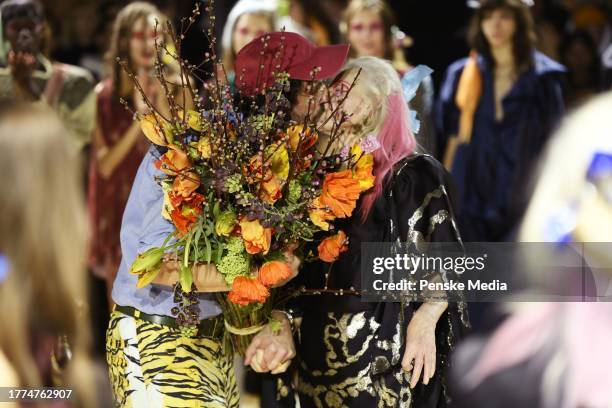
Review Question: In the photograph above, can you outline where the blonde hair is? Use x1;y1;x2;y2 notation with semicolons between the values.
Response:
520;93;612;242
342;56;403;136
0;103;94;405
341;57;417;219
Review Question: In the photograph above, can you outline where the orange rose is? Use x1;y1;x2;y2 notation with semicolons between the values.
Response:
240;219;272;255
318;231;349;262
228;276;270;306
320;170;362;218
308;196;336;231
155;146;191;176
173;171;200;197
258;261;293;287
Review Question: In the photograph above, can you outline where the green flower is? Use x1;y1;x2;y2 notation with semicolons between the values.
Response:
216;252;250;285
288;180;302;203
226;174;243;194
225;236;245;253
215;210;237;236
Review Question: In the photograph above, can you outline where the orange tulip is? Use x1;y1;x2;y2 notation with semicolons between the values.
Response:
320;170;362;218
228;276;270;306
260;175;283;204
258;261;293;287
318;230;349;263
155;146;191;176
173;171;200;197
170;193;204;237
239;219;272;255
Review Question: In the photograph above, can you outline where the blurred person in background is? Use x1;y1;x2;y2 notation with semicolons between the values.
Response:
450;92;612;408
341;0;437;153
0;102;98;407
0;0;95;152
53;2;104;79
560;29;602;107
88;2;183;307
571;3;611;59
437;0;566;243
219;0;277;93
276;0;340;45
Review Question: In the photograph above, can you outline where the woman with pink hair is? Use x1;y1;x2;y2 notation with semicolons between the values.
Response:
283;56;469;407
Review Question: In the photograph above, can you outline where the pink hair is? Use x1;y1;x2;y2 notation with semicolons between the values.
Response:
360;92;416;220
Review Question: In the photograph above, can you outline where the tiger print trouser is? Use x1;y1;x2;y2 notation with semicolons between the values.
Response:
106;310;239;408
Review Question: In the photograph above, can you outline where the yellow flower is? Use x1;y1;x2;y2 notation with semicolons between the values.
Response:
287;125;318;152
351;144;375;191
266;144;290;181
196;137;212;159
140;114;169;146
177;109;206;132
309;197;336;231
161;183;173;221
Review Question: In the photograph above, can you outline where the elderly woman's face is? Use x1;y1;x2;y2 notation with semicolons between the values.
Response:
317;70;373;150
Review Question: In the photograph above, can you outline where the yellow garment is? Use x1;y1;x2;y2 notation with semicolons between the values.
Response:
106;311;239;407
455;51;483;143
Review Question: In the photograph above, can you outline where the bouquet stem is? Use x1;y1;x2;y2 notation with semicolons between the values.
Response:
215;293;273;356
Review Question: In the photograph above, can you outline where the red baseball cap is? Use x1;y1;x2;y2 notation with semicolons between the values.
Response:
234;32;350;96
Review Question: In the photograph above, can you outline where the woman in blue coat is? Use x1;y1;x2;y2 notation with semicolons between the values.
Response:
437;0;565;242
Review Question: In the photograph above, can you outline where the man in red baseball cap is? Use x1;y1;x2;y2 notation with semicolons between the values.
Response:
234;31;350;96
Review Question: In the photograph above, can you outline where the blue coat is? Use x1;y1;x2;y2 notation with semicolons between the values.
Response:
436;51;566;241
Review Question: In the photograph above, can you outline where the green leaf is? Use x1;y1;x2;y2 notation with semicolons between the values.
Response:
213;201;220;219
269;318;282;335
179;263;193;293
204;234;212;263
215;244;224;264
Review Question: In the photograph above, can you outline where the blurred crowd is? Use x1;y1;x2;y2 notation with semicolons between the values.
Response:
0;0;611;407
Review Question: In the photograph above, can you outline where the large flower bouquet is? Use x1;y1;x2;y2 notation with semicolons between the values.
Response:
125;5;375;354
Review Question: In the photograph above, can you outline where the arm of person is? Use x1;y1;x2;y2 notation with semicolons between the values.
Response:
391;156;463;388
119;148;177;282
94;120;143;179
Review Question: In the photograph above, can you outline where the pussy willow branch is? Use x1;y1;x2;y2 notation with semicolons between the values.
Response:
153;22;181;131
315;70;362;169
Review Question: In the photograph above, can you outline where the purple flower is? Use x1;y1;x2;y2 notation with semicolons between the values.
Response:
359;134;381;154
340;145;350;158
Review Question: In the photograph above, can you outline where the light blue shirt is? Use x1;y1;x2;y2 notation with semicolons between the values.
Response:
112;146;221;319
